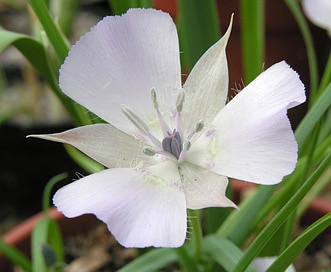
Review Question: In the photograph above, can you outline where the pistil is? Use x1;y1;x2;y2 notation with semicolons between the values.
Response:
162;130;183;159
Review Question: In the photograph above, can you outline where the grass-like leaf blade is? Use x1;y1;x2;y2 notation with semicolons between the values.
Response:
0;239;32;272
203;235;258;272
117;248;177;272
266;213;331;271
232;152;331;272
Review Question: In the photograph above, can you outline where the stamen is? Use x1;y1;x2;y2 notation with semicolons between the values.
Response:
178;139;191;163
183;139;191;151
176;88;185;112
194;119;204;132
142;146;156;156
121;104;149;134
151;88;171;137
151;88;158;109
188;119;204;139
147;132;162;150
121;103;162;150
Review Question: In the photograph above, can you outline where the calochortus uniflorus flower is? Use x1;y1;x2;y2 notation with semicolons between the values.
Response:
30;8;306;248
302;0;331;35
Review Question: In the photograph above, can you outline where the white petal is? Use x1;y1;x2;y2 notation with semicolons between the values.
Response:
53;161;187;248
59;9;181;134
182;15;232;135
187;61;306;185
29;124;155;168
302;0;331;34
180;162;237;209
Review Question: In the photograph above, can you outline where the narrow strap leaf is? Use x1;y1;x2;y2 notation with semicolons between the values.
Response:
117;248;177;272
0;29;57;91
284;0;319;105
296;82;331;149
232;152;331;272
217;185;277;246
203;235;258;272
108;0;152;15
266;212;331;272
0;28;88;125
28;0;69;62
177;0;220;70
0;239;32;272
240;0;265;83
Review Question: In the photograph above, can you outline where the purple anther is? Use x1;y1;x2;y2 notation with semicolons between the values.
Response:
162;130;182;159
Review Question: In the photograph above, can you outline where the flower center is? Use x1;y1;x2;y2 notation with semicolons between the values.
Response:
121;88;204;162
162;130;182;159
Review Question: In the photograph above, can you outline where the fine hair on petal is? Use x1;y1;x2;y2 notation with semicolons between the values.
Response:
75;171;85;180
230;79;245;100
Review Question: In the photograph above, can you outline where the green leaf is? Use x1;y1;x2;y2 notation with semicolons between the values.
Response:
0;239;32;272
64;145;105;174
31;217;64;271
32;173;67;272
0;28;57;91
0;28;88;125
296;82;331;150
117;248;177;272
203;235;258;272
47;220;64;264
27;0;111;126
318;108;331;146
266;213;331;272
297;147;331;216
176;246;200;272
32;218;51;272
318;49;331;94
232;152;331;272
28;0;69;62
240;0;265;83
42;173;68;214
51;0;81;36
177;0;220;70
205;207;232;234
108;0;152;15
217;185;277;246
284;0;319;104
206;184;234;234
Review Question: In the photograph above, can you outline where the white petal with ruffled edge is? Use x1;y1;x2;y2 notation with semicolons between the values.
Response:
302;0;331;34
182;16;232;135
180;162;237;209
59;9;181;135
187;61;306;185
28;124;155;168
53;160;186;248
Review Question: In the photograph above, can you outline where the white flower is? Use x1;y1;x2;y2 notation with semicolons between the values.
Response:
302;0;331;35
30;9;306;248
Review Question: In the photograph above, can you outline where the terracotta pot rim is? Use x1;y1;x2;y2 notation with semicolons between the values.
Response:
2;207;63;246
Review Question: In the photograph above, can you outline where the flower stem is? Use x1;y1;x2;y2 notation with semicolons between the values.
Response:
188;209;203;260
284;0;319;105
240;0;265;83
